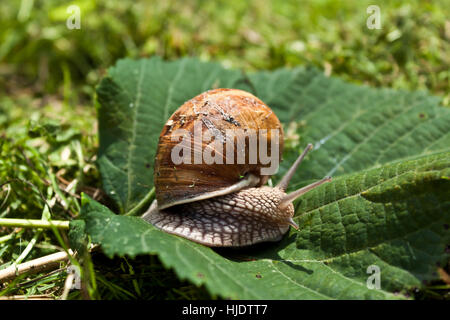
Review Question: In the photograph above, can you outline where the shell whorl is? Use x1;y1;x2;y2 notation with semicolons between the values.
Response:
153;88;284;210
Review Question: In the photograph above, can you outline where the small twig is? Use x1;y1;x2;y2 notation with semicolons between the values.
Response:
60;271;75;300
14;204;49;265
0;250;73;283
0;218;69;229
56;174;81;200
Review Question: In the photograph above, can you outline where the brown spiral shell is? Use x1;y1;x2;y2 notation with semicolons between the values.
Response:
153;88;284;209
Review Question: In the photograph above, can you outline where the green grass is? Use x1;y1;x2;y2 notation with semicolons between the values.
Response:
0;0;449;299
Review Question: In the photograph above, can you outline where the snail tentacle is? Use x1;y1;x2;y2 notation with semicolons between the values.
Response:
278;176;332;210
276;143;313;191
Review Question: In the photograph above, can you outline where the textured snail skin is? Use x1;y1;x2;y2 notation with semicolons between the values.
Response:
142;186;294;247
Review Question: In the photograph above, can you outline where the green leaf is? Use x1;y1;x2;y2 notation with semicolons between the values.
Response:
248;67;450;188
84;57;450;299
80;151;449;299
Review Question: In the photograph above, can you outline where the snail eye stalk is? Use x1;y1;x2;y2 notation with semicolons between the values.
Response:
286;217;299;230
276;143;313;191
278;176;332;210
276;143;331;210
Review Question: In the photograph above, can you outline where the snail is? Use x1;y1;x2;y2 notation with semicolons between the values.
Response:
142;88;331;247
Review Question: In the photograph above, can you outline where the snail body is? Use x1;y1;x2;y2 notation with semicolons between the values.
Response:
142;89;331;247
146;186;293;247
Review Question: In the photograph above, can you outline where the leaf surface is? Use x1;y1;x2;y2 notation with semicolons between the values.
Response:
83;57;450;299
81;151;449;299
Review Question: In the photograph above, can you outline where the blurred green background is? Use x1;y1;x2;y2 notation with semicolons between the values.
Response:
0;0;449;299
2;0;449;98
